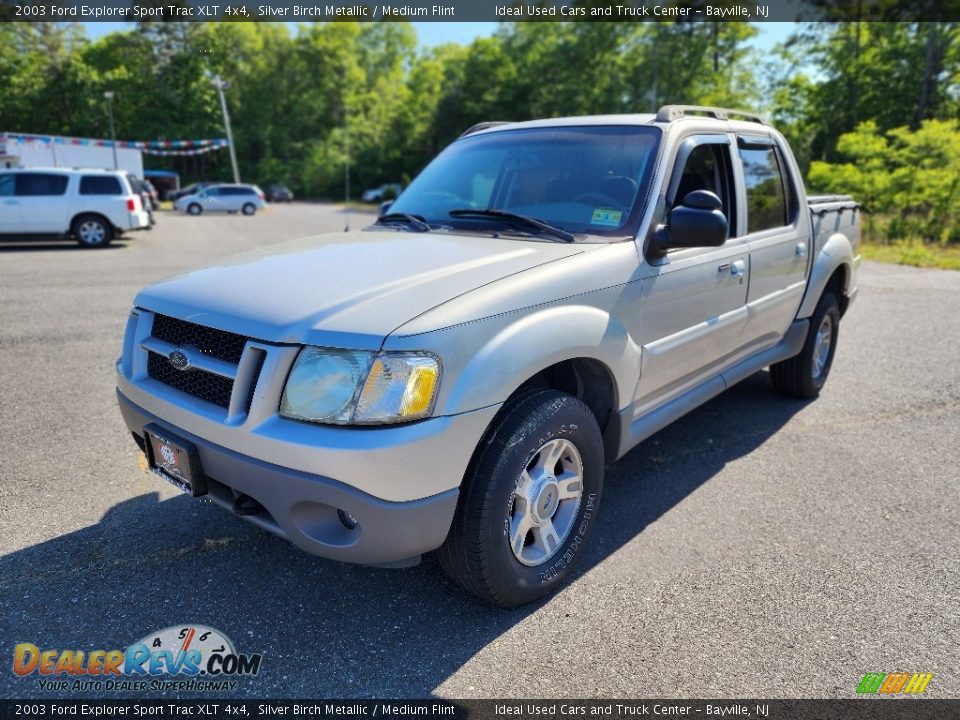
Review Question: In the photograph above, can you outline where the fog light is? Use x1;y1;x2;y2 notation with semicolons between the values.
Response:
337;509;358;530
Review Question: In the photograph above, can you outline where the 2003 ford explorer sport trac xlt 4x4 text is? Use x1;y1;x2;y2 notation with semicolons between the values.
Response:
116;105;861;607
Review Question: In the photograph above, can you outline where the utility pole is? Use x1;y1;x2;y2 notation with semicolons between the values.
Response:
207;72;241;183
344;121;351;232
104;91;118;169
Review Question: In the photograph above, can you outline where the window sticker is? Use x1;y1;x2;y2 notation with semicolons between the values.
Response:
591;208;623;227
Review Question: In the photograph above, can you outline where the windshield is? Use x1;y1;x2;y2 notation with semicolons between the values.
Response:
388;125;660;239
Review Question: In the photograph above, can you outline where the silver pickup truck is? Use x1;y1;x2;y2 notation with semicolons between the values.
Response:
116;105;860;607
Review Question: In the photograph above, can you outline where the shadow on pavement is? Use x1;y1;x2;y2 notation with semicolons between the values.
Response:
0;372;807;699
0;240;128;252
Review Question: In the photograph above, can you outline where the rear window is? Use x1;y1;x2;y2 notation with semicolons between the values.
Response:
739;143;788;233
80;176;124;195
16;173;68;196
221;187;256;196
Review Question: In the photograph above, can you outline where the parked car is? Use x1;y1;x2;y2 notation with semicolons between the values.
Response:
125;174;156;226
141;178;160;210
265;184;294;202
0;167;151;247
168;182;216;203
361;183;402;203
117;105;861;606
174;184;266;216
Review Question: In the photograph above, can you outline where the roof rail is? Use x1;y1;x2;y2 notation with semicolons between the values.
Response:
655;105;767;125
460;121;512;137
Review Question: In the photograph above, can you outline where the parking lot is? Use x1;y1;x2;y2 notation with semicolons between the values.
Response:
1;203;958;699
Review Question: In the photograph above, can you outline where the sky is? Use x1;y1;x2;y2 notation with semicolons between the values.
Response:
81;21;797;54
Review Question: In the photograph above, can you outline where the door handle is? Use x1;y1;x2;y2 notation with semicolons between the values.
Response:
795;242;807;257
731;259;746;276
3;200;17;205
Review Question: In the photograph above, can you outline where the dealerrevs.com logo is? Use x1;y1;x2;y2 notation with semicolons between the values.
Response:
12;625;263;692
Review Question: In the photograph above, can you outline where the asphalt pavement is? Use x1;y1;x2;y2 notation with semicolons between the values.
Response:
1;205;958;699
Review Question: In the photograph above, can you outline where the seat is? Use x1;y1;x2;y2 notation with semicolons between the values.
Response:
599;176;639;208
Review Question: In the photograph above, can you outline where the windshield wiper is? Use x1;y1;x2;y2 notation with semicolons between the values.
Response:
449;208;575;243
375;212;431;232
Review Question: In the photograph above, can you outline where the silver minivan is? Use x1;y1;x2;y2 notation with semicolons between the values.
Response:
174;184;266;216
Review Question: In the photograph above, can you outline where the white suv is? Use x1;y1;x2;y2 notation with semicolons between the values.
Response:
0;168;151;248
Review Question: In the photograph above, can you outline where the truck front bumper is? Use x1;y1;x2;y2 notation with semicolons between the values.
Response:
117;390;489;566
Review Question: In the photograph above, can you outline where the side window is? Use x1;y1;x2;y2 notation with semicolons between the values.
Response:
738;143;788;233
670;141;735;237
79;176;123;195
15;173;68;196
0;174;13;197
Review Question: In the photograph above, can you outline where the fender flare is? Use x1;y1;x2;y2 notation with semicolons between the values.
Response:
796;232;854;319
436;304;639;418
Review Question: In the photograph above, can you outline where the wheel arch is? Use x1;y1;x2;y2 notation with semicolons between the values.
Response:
423;304;637;463
797;232;854;319
70;211;114;235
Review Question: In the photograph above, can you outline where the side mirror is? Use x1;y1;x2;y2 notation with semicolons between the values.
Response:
378;200;394;217
652;190;727;253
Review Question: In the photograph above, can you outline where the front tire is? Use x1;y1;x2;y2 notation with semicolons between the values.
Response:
187;203;202;216
438;389;604;607
72;215;113;248
770;292;840;398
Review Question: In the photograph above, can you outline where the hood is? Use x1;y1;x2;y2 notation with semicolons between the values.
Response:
134;230;588;349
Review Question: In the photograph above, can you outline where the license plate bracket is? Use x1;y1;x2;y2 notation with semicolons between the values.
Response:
144;423;208;497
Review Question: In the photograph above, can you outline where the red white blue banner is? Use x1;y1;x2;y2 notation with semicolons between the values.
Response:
2;133;229;154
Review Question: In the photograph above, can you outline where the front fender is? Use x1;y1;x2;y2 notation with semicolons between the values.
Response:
384;302;641;418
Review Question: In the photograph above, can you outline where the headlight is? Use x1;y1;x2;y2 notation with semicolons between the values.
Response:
280;348;372;423
279;348;441;425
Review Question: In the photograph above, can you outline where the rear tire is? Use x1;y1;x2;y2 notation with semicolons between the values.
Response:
187;203;202;216
771;292;840;399
72;215;113;248
437;389;604;607
242;203;256;216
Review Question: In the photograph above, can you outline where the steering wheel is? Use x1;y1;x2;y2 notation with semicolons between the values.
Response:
572;192;622;208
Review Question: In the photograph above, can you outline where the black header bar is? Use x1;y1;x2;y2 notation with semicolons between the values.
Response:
1;699;959;720
2;0;959;23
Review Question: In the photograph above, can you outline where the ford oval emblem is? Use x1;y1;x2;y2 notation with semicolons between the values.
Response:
168;349;191;371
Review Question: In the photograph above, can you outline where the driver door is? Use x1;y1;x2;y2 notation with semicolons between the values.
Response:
200;187;225;212
633;134;750;412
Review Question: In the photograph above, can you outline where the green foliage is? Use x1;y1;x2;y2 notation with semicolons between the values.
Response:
0;21;765;199
810;120;960;243
4;15;958;252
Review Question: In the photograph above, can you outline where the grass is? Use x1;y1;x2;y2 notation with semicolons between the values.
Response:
860;240;960;271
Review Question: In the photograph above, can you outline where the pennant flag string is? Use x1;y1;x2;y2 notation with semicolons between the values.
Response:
2;133;229;151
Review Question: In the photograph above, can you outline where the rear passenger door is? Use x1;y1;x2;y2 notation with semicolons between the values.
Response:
0;173;20;233
78;174;126;227
635;135;750;410
16;172;70;233
736;136;808;348
219;187;244;211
